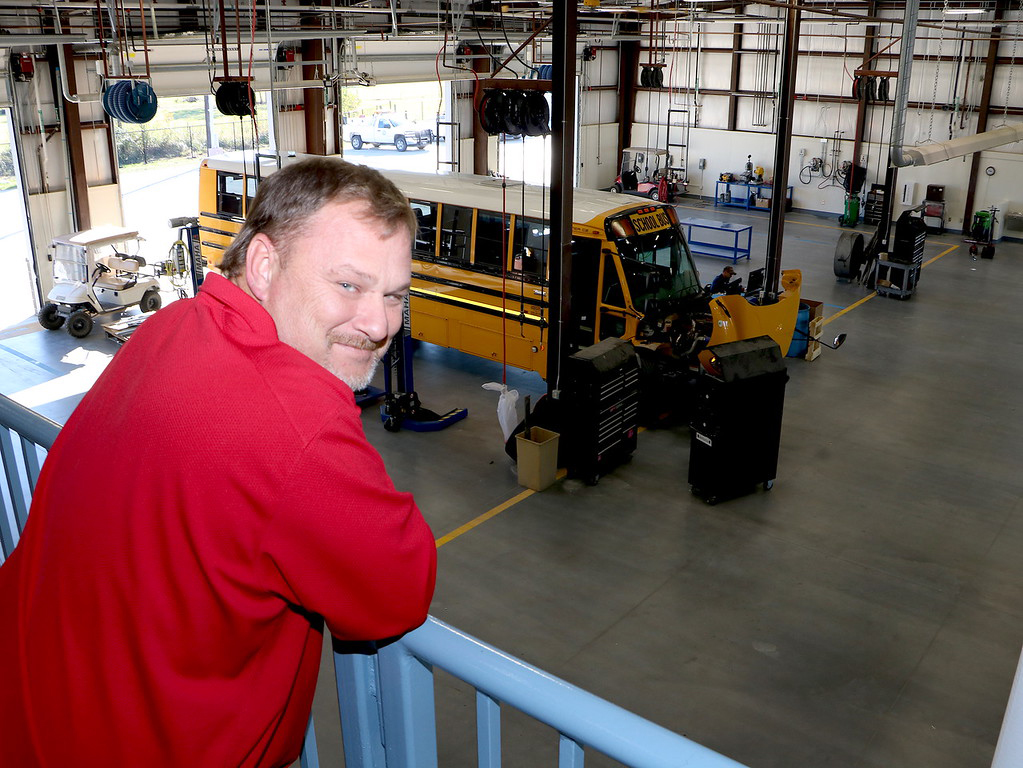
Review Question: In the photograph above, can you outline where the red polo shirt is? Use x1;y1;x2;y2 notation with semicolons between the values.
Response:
0;274;436;767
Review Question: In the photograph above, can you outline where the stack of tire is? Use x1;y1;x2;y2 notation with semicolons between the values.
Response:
478;89;550;137
102;80;159;124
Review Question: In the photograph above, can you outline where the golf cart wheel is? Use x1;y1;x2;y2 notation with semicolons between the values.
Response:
38;303;65;330
350;134;363;150
67;309;94;338
394;135;408;152
140;288;162;313
648;188;661;201
611;183;622;193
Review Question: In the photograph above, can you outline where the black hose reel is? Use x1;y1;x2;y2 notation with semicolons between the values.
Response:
478;89;550;137
215;80;256;117
102;80;159;124
640;66;664;88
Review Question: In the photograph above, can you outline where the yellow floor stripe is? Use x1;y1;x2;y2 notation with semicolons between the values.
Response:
435;469;567;548
823;243;958;326
823;292;877;326
924;243;958;267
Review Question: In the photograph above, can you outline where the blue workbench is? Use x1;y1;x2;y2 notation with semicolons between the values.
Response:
678;217;752;263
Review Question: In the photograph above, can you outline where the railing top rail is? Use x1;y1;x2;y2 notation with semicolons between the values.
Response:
0;393;61;450
400;616;749;768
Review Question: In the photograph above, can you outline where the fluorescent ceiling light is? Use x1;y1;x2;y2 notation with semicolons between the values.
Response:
943;7;986;14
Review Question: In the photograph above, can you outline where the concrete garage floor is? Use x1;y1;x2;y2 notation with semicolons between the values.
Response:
2;202;1022;768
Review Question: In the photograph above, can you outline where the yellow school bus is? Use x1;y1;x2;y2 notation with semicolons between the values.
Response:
197;154;800;381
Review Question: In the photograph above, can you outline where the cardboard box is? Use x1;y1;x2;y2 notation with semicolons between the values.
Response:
755;198;770;208
516;427;560;491
801;299;825;362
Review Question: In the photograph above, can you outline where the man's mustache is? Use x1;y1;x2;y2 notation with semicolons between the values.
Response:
327;332;388;352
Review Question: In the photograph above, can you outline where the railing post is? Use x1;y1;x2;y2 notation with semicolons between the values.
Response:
299;715;320;768
0;428;29;556
335;649;387;768
476;691;501;768
377;637;439;768
559;734;585;768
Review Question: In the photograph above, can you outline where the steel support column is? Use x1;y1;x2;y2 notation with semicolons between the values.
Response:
764;3;800;296
546;0;576;397
303;38;326;155
53;44;90;229
962;0;1007;224
616;34;639;160
727;24;742;132
472;44;491;176
851;1;878;175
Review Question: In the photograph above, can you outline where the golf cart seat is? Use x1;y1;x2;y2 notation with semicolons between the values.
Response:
94;255;140;290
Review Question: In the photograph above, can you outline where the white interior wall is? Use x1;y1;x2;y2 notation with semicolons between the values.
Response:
577;123;618;189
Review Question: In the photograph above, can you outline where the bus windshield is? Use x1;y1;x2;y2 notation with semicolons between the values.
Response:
607;208;701;305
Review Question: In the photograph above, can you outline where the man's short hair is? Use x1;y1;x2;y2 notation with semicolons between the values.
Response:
218;157;417;279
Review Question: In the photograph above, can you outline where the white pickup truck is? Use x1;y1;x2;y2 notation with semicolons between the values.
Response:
346;115;434;152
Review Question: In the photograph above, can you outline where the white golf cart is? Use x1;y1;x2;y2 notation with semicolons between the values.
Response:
38;226;162;338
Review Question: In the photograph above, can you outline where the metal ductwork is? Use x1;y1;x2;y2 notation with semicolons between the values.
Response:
898;123;1023;165
891;0;1023;167
888;0;919;167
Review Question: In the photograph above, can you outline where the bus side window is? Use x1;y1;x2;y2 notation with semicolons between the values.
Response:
511;217;548;281
439;204;472;265
217;172;246;217
410;200;438;257
474;210;506;271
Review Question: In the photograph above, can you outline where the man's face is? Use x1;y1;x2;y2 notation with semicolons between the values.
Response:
260;200;411;391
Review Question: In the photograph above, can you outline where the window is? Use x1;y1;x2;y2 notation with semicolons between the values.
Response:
511;217;549;281
410;200;438;257
439;204;472;265
474;211;507;271
217;172;257;218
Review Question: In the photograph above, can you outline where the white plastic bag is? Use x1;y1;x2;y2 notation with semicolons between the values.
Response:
482;382;520;442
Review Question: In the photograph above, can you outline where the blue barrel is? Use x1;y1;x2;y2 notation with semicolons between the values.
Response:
786;303;810;358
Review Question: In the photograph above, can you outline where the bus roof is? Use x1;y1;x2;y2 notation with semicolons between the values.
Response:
201;153;649;226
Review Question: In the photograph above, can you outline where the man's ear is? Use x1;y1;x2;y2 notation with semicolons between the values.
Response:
244;234;277;303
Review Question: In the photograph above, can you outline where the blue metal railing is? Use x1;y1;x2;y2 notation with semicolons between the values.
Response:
336;616;750;767
0;394;59;562
4;392;752;766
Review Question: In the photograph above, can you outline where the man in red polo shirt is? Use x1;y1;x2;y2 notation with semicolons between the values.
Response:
0;157;437;767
